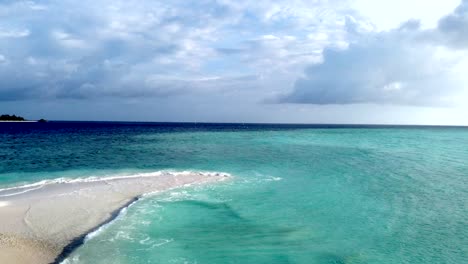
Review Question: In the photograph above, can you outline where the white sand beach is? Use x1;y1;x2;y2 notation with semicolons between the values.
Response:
0;171;229;264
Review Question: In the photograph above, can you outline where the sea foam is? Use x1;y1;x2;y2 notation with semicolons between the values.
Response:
0;170;231;198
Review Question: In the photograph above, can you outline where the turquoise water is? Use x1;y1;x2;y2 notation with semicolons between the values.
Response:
1;123;467;263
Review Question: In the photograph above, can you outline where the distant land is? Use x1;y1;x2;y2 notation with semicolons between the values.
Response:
0;114;26;121
0;114;46;122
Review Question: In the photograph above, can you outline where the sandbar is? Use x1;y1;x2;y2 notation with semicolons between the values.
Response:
0;171;229;264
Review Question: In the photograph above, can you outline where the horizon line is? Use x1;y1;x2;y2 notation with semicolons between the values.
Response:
7;120;468;128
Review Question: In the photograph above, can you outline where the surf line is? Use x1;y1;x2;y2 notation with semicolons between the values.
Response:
52;196;140;264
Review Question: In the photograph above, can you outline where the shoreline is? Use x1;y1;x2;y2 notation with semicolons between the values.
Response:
0;171;230;264
51;197;140;264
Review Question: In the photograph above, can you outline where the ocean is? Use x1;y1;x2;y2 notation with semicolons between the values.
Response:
1;122;467;263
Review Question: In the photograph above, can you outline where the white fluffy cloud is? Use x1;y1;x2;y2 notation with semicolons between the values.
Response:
281;1;468;106
0;0;467;124
0;0;349;101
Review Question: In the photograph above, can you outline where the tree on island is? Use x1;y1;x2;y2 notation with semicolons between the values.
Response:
0;114;47;122
0;114;26;121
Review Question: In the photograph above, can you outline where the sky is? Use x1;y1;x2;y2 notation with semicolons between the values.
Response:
0;0;467;125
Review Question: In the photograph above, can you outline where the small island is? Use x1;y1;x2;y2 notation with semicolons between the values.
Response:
0;114;47;122
0;114;26;121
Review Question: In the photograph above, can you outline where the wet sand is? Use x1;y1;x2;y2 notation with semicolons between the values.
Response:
0;171;229;264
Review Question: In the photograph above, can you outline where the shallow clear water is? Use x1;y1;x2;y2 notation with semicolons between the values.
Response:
1;122;467;263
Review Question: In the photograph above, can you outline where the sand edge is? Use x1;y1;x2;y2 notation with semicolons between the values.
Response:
0;171;230;264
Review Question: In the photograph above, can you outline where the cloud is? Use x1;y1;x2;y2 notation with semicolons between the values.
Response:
280;2;468;106
0;0;466;115
0;0;227;100
437;0;468;48
0;29;30;38
0;0;350;102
